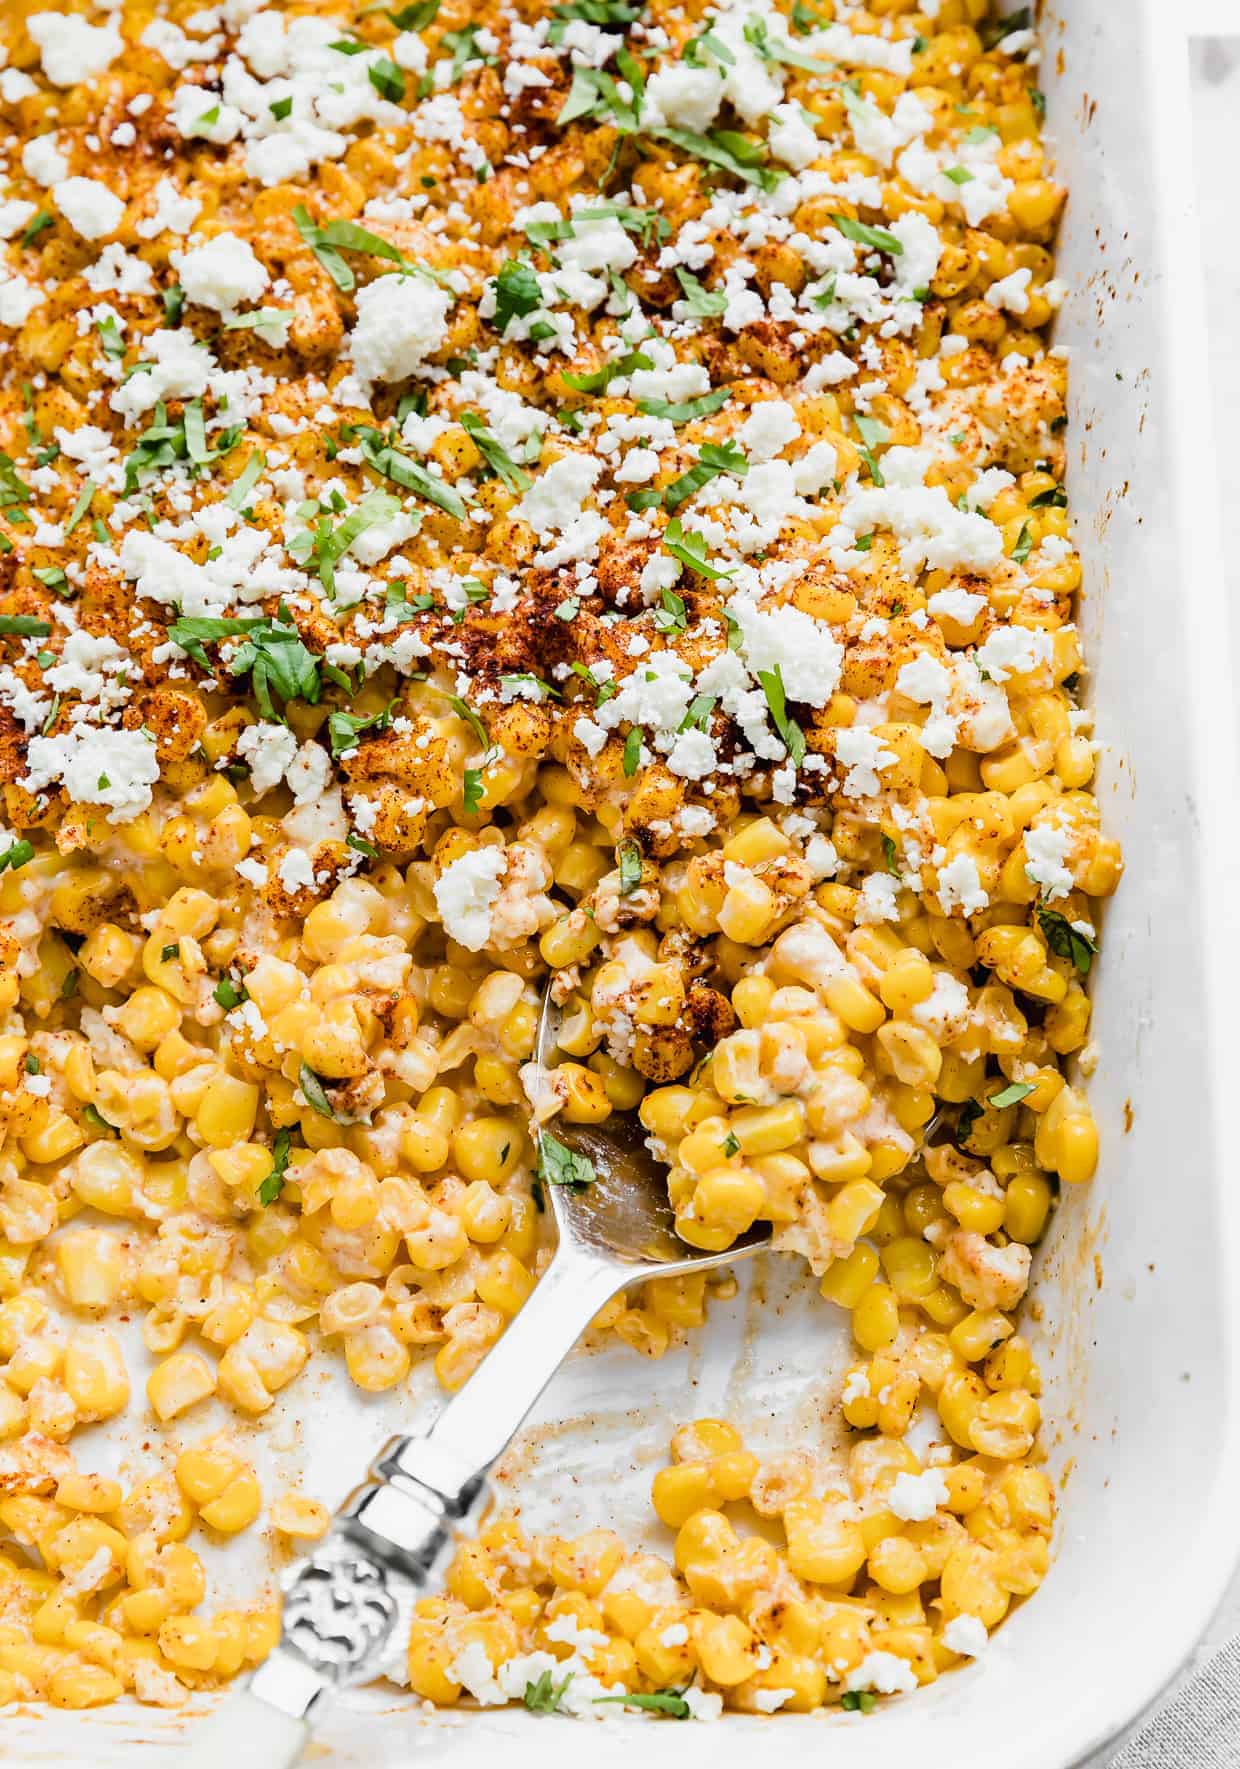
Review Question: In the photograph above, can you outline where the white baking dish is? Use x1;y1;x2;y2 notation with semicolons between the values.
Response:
12;1;1240;1763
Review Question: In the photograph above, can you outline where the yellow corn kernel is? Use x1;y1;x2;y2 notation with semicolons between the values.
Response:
345;1324;412;1393
728;1100;805;1156
453;1116;522;1183
158;1616;218;1673
113;987;182;1053
47;1664;124;1708
79;924;139;988
63;1329;129;1420
732;975;776;1027
825;1179;885;1245
880;1235;937;1301
783;1498;868;1585
825;976;886;1034
194;1073;260;1147
56;1229;125;1310
820;1242;880;1309
1004;1170;1052;1243
147;1351;217;1422
950;1310;1015;1365
270;1493;330;1540
651;1461;713;1528
853;1282;900;1352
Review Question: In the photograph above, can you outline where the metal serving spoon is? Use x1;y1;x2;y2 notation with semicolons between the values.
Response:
185;987;770;1766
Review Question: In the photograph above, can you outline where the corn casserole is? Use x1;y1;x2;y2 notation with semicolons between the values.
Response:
0;0;1122;1725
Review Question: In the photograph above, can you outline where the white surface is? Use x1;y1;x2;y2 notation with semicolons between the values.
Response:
179;1690;308;1769
12;5;1240;1766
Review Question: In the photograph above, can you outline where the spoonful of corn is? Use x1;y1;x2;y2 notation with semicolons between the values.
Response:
185;983;770;1767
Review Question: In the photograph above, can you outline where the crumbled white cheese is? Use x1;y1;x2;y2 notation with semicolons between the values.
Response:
844;1651;919;1697
27;11;123;86
23;134;69;186
53;177;125;241
349;273;452;386
942;1614;989;1658
1024;821;1074;901
22;727;160;823
887;1466;950;1522
434;847;506;951
175;232;270;314
936;853;989;917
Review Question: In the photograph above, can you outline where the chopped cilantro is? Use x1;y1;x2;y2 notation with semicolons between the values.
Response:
757;664;806;766
460;412;532;492
594;1688;692;1718
618;838;643;895
298;1064;335;1119
441;24;498;82
0;839;35;873
990;1081;1036;1109
650;125;779;192
368;56;406;102
168;611;324;720
64;480;96;535
742;16;830;74
224;308;293;348
523;1669;574;1713
327;700;396;758
674;267;727;317
288;487;402;593
1037;906;1098;974
538;1129;596;1190
258;1129;292;1205
653;585;688;634
162;283;186;327
347;422;468;521
96;314;125;359
292;205;410;293
20;210;53;249
831;213;903;255
637;387;730;426
226;448;266;512
662;517;733;580
854;414;889;487
386;0;439;26
562;347;652;397
492;257;543;334
664;438;748;512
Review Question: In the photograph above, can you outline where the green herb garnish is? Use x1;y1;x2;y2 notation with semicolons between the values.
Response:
989;1081;1036;1109
538;1129;596;1190
757;665;805;766
1037;906;1097;974
618;838;644;896
258;1129;292;1205
298;1064;336;1119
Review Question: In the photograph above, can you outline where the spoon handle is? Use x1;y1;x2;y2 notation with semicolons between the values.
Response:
186;1250;620;1765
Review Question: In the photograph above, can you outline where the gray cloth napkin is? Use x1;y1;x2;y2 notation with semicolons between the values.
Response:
1109;1637;1240;1768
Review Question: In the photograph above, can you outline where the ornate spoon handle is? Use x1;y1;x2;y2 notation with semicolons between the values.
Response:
184;1251;619;1765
